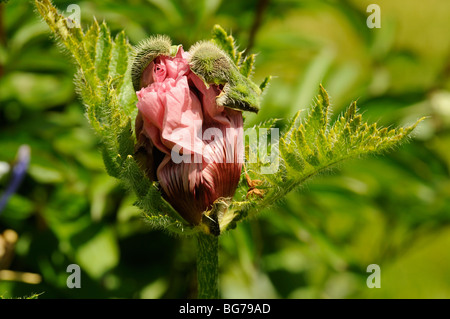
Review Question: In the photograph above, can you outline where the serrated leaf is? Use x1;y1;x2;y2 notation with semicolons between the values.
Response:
109;31;129;90
117;119;135;160
101;147;121;178
238;85;424;223
280;137;305;173
35;0;190;235
240;54;255;78
253;117;279;129
84;19;100;60
120;155;150;198
211;24;237;63
345;100;357;121
284;110;302;142
260;76;271;93
95;23;112;82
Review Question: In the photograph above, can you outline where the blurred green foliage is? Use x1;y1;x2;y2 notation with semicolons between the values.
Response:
0;0;449;299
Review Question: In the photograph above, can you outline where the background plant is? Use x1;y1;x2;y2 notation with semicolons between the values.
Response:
0;0;449;298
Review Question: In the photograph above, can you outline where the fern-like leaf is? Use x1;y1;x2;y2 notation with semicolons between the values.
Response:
211;24;270;90
221;85;424;231
35;0;193;233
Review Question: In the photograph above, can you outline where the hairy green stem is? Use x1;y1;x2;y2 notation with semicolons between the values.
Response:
196;232;219;299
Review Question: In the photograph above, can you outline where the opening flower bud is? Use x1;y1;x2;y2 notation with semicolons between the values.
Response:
133;43;244;227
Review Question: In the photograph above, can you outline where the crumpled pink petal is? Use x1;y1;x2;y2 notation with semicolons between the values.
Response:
137;76;204;156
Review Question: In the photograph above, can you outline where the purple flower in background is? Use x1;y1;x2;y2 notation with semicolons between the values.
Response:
0;145;31;214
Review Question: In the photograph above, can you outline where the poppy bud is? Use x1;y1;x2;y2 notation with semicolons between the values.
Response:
133;40;244;227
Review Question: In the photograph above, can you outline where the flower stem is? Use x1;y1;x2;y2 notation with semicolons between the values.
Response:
196;232;219;299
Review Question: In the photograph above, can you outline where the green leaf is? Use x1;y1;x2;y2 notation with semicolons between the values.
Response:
110;31;129;92
35;0;194;235
259;76;272;93
94;22;113;82
211;24;263;85
211;24;237;64
229;85;425;227
239;54;255;78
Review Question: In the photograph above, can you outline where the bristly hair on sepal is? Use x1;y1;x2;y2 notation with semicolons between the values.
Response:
131;35;172;91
